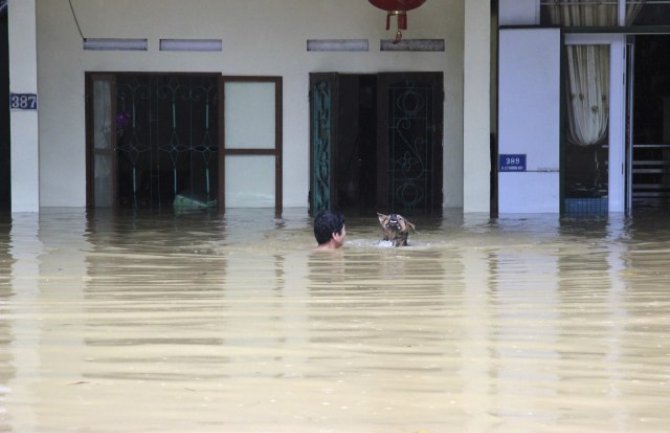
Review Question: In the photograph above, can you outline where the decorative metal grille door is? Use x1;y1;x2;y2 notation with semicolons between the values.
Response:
378;73;443;213
88;73;220;210
309;74;339;215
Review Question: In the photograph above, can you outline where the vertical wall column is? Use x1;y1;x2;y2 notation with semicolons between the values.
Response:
498;28;561;213
8;0;39;212
463;0;491;213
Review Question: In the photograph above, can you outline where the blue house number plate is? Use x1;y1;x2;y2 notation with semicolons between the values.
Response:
9;93;38;110
499;154;526;172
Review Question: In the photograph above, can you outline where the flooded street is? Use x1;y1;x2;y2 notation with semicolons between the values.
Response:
1;208;669;433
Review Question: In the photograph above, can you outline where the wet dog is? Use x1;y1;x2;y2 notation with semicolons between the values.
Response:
377;212;415;247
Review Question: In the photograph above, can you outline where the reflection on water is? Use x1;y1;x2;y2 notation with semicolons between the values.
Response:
1;208;669;433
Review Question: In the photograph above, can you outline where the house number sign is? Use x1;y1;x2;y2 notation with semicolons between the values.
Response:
499;154;526;172
9;93;38;110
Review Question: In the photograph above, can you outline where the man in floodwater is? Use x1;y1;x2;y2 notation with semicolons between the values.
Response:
313;210;346;250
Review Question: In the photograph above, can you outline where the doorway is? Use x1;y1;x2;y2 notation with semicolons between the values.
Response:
630;35;670;210
309;72;443;216
87;73;221;211
86;73;283;213
562;43;611;215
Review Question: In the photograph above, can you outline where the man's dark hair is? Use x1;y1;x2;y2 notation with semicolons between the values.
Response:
313;210;345;245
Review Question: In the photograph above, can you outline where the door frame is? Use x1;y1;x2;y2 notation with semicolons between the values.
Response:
220;76;283;216
308;71;444;215
86;73;283;214
625;37;635;214
564;33;627;214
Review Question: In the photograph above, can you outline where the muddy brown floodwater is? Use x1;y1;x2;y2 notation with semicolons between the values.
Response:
0;208;669;433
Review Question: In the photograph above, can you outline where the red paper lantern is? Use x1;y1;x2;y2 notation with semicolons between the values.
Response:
369;0;427;43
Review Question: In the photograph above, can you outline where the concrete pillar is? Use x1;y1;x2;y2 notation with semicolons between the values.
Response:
463;0;491;213
8;0;39;212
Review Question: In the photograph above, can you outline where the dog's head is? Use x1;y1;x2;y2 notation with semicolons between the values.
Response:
377;212;416;246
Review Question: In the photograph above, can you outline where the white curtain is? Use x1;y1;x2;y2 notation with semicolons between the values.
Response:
544;0;645;25
546;0;617;27
547;0;616;147
626;1;646;26
546;1;648;147
565;45;610;147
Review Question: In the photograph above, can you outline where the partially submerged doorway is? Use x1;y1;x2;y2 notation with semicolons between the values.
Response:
86;73;283;214
309;72;443;216
630;35;670;211
87;73;221;211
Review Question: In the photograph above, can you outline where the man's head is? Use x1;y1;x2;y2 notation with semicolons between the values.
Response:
314;210;346;249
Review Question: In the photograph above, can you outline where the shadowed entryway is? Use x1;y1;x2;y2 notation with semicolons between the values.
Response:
309;72;443;217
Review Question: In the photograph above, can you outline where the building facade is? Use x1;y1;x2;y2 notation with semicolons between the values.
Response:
498;0;670;215
5;1;494;215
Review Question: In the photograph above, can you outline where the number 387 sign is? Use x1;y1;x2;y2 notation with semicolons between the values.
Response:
9;93;38;110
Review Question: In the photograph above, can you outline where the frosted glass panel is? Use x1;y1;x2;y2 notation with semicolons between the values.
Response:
225;82;275;149
93;81;112;150
225;156;274;207
93;79;113;207
94;154;113;207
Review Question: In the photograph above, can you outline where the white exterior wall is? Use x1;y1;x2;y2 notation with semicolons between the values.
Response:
34;0;466;209
463;0;490;213
9;0;39;212
498;28;561;213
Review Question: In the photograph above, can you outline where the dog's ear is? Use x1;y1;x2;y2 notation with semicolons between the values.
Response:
395;214;415;233
406;220;416;232
377;213;388;226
